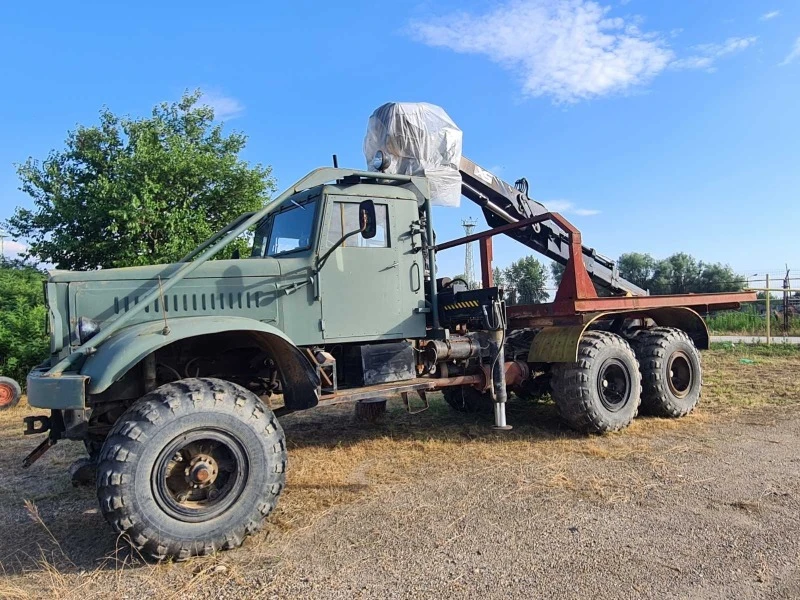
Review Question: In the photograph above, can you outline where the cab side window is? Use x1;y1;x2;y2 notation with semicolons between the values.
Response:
327;201;389;248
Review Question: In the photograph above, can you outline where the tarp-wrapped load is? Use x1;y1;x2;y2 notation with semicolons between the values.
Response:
364;102;463;207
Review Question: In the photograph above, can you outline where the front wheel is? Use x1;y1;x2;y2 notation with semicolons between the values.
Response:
96;378;286;561
551;331;641;433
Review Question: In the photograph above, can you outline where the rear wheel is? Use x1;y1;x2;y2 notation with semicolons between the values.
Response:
551;331;641;433
632;327;702;417
96;377;286;561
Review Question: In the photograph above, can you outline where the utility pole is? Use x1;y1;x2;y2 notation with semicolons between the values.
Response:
462;218;477;289
783;266;790;335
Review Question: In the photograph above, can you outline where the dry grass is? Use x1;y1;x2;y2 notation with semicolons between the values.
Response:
702;347;800;410
0;346;798;599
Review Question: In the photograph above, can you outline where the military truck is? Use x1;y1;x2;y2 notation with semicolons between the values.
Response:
21;103;754;560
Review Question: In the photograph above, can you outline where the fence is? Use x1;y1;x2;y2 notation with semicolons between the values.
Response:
704;272;800;343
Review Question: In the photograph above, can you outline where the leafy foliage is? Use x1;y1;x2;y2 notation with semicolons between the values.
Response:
551;252;744;295
0;263;49;385
618;252;743;294
449;257;547;303
502;256;548;304
6;91;276;270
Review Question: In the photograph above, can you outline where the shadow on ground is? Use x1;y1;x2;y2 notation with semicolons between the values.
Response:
0;392;580;578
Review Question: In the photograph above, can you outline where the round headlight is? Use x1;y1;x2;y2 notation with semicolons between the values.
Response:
77;317;101;344
371;150;389;172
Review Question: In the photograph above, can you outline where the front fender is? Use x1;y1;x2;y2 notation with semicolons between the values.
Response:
82;316;319;409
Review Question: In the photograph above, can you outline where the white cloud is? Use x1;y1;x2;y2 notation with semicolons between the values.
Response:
671;36;758;72
545;200;600;216
1;239;28;260
200;90;244;120
779;37;800;66
409;0;675;103
572;207;601;216
760;10;780;21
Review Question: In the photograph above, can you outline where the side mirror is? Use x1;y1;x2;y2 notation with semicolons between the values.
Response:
315;199;379;272
359;200;377;239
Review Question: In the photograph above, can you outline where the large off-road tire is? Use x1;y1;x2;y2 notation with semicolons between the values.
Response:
442;386;492;413
632;327;702;418
551;331;641;433
96;378;286;561
0;377;22;410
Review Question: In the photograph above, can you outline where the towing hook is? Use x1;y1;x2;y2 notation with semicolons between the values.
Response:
23;415;51;435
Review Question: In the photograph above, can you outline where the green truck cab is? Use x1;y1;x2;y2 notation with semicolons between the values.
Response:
28;169;427;413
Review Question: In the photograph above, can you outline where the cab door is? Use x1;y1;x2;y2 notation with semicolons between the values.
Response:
319;195;425;341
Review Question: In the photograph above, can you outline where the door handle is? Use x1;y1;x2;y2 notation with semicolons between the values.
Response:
381;261;399;271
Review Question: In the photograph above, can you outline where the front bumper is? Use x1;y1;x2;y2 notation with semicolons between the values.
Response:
26;367;88;410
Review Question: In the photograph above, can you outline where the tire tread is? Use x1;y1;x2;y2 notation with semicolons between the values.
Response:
551;331;642;433
96;377;286;561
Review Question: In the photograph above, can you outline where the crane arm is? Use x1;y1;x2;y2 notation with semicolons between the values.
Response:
458;157;647;296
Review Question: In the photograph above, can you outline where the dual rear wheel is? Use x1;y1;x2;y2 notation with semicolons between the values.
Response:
441;327;702;434
550;328;701;433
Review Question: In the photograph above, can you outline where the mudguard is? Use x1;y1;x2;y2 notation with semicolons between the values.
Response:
528;307;709;363
82;316;320;409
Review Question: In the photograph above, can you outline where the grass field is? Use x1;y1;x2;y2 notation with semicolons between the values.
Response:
0;344;798;599
706;311;800;336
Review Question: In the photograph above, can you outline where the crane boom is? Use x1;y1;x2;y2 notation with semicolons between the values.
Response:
458;157;647;296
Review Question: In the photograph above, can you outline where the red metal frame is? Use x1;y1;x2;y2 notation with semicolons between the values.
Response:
435;211;757;318
479;237;493;288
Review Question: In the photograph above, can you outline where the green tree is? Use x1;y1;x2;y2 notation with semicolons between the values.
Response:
618;252;658;291
650;252;700;294
550;261;564;286
553;252;742;295
492;266;506;289
505;256;548;304
6;91;276;270
0;263;49;384
695;262;744;293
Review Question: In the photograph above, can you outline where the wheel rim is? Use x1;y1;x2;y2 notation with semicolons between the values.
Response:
667;351;693;399
152;429;249;523
0;383;15;408
596;359;632;412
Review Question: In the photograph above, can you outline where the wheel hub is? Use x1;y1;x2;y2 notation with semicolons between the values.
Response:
187;454;219;487
597;358;631;412
667;351;693;398
153;431;248;522
0;384;13;407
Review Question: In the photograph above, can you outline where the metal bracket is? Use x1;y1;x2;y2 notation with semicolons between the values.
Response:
22;437;57;468
401;390;430;415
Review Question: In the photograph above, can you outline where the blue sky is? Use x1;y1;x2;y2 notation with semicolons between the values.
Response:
1;0;798;284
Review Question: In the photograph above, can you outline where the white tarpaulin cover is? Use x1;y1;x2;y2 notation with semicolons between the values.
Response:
364;102;463;207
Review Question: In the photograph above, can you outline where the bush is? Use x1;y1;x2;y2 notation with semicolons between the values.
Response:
0;264;49;386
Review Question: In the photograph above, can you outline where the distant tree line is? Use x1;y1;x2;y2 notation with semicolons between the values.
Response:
550;252;744;295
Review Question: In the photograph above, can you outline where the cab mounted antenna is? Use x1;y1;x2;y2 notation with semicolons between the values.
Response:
332;154;339;168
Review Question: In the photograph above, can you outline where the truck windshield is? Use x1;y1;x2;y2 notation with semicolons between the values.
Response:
254;197;318;257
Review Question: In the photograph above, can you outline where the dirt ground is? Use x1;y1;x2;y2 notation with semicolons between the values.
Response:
0;344;798;599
